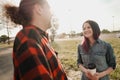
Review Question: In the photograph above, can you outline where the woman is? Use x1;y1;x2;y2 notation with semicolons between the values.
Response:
77;20;116;80
4;0;68;80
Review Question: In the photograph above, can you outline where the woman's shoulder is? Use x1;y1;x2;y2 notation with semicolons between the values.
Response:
97;39;112;48
77;44;84;51
77;44;82;48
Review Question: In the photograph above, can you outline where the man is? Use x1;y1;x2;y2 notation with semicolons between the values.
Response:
4;0;68;80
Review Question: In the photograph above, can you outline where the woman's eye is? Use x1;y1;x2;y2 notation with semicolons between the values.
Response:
87;26;91;29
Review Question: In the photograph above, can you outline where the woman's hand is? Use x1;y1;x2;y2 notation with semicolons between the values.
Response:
91;67;114;80
91;72;101;80
84;69;93;79
79;64;94;79
85;71;101;80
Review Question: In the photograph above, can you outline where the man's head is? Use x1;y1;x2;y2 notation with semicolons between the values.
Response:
32;0;52;30
4;0;52;30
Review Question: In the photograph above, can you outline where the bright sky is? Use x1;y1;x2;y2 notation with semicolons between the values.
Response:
48;0;120;33
0;0;120;36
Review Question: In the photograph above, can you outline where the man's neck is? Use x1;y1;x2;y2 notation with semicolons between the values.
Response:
31;19;47;32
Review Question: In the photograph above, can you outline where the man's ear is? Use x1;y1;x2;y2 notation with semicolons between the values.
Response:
34;4;42;15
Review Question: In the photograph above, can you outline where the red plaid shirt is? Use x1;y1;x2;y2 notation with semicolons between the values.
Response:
13;25;68;80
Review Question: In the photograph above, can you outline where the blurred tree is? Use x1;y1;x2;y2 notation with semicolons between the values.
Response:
50;16;59;42
61;33;67;38
102;29;110;33
1;4;16;44
76;32;83;36
69;30;76;38
0;35;8;43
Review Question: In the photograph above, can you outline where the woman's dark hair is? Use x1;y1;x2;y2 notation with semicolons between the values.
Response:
4;0;46;26
82;20;101;52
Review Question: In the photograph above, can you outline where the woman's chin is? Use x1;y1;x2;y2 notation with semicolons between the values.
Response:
85;35;92;38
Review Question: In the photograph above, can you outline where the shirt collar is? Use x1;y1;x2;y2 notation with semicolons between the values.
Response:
36;27;48;38
24;24;49;39
96;39;101;44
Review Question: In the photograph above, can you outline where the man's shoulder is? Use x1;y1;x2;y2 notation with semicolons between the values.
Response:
14;26;41;44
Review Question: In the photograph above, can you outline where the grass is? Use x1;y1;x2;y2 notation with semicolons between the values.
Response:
51;38;120;79
0;37;119;79
0;42;13;49
51;40;80;71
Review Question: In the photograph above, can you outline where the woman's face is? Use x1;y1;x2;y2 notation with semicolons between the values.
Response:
83;23;93;39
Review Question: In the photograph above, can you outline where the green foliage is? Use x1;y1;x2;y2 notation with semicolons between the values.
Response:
102;29;110;33
69;31;76;38
112;30;120;33
0;35;8;43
